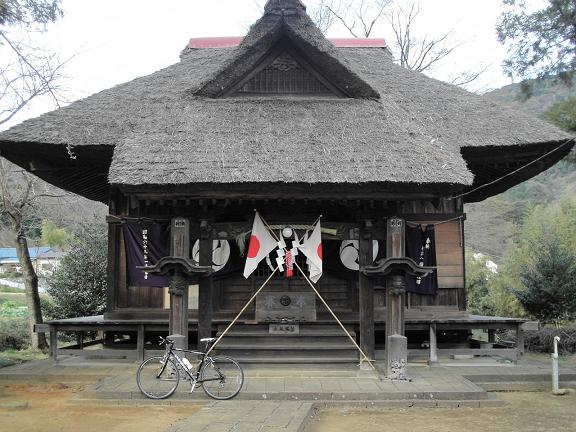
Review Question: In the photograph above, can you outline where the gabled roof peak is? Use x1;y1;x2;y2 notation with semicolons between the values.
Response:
264;0;306;16
192;0;381;99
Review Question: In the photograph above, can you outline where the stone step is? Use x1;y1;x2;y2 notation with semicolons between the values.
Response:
217;340;357;348
222;351;359;365
217;330;355;337
215;324;359;363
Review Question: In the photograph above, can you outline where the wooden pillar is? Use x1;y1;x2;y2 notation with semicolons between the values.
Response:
516;323;525;360
385;217;408;380
358;220;375;363
76;331;84;349
169;218;190;350
488;329;496;344
198;221;213;346
137;324;145;362
385;217;406;336
105;222;120;314
429;322;438;365
50;327;58;361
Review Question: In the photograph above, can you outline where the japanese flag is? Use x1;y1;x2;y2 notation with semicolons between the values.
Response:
299;220;323;282
243;212;277;278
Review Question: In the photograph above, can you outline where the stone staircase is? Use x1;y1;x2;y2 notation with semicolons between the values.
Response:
212;324;360;363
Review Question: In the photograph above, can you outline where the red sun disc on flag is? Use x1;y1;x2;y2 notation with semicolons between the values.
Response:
317;243;323;260
247;235;260;258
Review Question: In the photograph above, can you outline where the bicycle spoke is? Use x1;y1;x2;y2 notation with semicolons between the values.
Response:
137;356;180;399
200;356;244;400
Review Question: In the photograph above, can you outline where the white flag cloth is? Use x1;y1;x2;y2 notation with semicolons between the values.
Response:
299;220;323;282
243;212;278;278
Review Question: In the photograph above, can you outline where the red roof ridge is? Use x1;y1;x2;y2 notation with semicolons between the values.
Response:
188;37;387;49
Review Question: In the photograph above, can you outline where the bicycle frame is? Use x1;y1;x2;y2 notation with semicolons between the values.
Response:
161;343;224;389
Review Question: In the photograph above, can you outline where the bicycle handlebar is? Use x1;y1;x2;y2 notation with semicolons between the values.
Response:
158;336;175;347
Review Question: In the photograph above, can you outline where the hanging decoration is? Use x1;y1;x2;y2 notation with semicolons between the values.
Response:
192;240;231;272
339;240;379;271
244;213;324;282
405;224;438;296
122;221;170;287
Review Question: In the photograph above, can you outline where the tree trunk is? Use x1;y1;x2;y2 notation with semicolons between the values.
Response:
14;233;48;350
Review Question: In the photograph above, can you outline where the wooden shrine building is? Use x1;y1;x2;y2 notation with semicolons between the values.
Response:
0;0;573;366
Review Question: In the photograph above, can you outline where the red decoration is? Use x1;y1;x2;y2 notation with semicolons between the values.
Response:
285;251;294;278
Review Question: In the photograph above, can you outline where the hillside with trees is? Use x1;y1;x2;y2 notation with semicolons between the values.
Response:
465;79;575;259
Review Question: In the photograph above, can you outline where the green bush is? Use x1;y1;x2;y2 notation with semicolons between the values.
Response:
524;327;576;355
46;222;107;319
0;316;30;351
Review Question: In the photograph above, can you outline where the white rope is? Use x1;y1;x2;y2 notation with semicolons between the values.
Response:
405;215;463;227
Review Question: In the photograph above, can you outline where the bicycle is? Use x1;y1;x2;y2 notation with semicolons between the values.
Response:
136;335;244;400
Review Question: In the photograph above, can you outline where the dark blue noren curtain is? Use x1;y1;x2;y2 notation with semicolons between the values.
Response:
123;221;170;287
405;225;438;296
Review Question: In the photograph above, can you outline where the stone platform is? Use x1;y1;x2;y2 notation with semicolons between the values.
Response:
2;356;575;432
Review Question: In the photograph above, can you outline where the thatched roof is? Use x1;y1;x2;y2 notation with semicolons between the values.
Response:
0;0;572;203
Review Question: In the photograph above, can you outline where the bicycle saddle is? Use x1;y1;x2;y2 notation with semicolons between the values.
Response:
200;337;216;343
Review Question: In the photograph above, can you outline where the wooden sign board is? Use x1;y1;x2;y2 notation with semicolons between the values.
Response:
256;292;316;322
269;324;300;334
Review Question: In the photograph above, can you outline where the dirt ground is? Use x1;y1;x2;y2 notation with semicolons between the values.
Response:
0;383;200;432
307;392;576;432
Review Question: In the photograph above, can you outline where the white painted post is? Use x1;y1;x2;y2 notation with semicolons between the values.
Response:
552;336;565;395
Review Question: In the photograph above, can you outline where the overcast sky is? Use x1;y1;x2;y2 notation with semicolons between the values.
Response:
2;0;529;130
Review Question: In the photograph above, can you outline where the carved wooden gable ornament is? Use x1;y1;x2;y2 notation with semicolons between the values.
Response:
193;0;380;100
229;48;343;97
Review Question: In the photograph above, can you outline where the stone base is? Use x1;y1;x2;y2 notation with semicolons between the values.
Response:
386;334;409;381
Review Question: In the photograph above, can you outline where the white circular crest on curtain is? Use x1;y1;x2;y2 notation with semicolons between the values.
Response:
339;240;379;271
192;240;231;272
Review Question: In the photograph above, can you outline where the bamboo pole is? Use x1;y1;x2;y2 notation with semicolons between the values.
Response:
292;260;376;371
205;267;278;357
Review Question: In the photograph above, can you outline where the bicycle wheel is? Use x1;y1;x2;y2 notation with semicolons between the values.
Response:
200;356;244;400
137;356;180;399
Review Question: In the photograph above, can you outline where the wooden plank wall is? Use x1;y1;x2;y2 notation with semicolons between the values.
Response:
408;220;465;309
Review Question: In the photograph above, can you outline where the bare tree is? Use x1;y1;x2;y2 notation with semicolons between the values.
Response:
317;0;486;91
309;0;339;35
385;1;457;72
0;1;66;350
0;161;67;349
0;0;66;127
325;0;390;38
